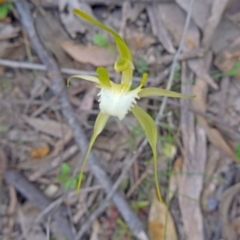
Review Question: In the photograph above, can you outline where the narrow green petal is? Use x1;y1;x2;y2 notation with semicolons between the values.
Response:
96;67;111;88
67;75;100;87
73;9;132;61
131;105;163;203
138;87;196;98
77;112;109;192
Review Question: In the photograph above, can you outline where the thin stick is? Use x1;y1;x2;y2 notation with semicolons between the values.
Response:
0;58;155;84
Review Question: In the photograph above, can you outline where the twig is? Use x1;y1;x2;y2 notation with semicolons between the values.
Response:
156;0;196;122
0;58;154;84
14;1;147;239
4;169;75;240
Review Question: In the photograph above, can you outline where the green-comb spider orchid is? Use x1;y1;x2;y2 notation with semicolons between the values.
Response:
68;9;195;203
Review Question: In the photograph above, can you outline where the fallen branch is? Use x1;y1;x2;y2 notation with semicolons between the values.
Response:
14;1;148;239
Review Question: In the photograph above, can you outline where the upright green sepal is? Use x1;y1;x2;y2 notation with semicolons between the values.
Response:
73;9;132;62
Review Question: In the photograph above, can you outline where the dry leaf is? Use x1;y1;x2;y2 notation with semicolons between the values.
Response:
175;0;211;29
30;145;50;158
147;5;175;54
35;12;75;67
126;30;156;50
90;220;101;240
148;191;177;240
158;3;200;51
23;116;71;138
57;40;116;66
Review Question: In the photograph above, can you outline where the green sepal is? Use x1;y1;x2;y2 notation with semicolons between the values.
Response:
77;112;109;192
138;87;196;98
131;104;163;203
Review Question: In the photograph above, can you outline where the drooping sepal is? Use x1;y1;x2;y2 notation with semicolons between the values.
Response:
77;112;109;192
131;104;163;203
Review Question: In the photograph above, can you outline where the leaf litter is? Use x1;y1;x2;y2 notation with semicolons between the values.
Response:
1;1;240;240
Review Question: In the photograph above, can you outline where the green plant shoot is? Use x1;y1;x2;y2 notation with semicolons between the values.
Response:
0;2;13;19
68;9;195;203
57;163;81;190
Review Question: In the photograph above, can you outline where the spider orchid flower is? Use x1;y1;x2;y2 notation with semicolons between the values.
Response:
68;9;195;203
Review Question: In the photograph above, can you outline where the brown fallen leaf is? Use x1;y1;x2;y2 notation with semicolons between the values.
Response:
90;220;101;240
147;5;175;54
30;145;50;159
23;116;72;138
157;3;200;51
35;12;75;68
125;30;156;50
148;191;177;240
175;0;211;29
57;40;116;66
